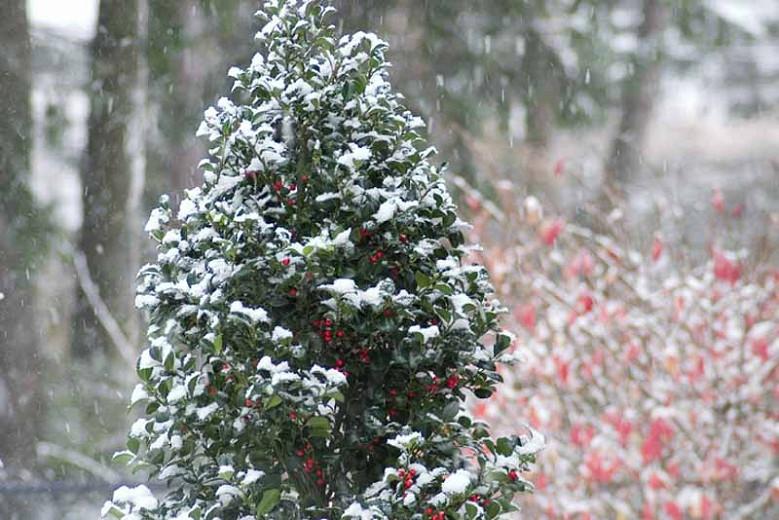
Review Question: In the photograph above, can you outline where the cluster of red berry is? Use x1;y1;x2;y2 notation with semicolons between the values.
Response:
397;467;417;492
424;507;446;520
467;493;491;507
368;249;385;264
297;442;326;487
311;318;342;344
262;177;299;206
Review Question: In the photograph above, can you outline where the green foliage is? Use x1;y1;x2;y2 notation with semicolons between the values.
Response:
104;1;540;519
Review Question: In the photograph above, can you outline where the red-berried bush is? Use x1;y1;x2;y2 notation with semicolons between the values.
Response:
465;186;778;519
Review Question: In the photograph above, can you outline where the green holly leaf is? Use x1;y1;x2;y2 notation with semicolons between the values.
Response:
256;488;281;515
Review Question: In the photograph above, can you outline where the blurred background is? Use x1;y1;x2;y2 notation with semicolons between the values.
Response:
0;0;777;518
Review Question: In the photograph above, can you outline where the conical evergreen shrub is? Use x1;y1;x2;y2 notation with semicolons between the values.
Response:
103;2;541;518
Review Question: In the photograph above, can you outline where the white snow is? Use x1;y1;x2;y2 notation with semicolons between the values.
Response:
517;426;546;455
196;402;219;420
242;469;265;486
229;301;270;323
272;326;293;342
138;349;159;369
315;192;341;203
374;200;397;223
167;384;187;404
29;0;98;40
387;431;423;450
130;384;148;406
216;484;241;504
449;293;475;315
319;279;390;309
145;207;169;232
135;294;159;309
310;365;348;386
178;199;198;220
129;419;149;438
257;356;289;373
408;325;440;343
320;278;357;293
111;485;158;510
343;502;374;519
337;144;372;169
333;228;352;246
373;198;419;224
441;469;472;495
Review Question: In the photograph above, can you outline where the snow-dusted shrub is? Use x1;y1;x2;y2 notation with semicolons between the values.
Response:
465;188;779;519
104;1;540;518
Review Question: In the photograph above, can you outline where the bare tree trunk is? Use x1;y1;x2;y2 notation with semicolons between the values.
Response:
603;0;666;205
73;0;145;357
521;27;563;191
146;0;209;201
0;0;45;517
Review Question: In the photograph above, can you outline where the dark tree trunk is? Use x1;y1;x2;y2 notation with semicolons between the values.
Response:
73;0;144;357
146;0;256;208
0;0;45;517
146;0;203;200
521;27;563;191
603;0;666;205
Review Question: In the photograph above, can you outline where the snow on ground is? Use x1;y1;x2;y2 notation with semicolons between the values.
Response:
28;0;98;40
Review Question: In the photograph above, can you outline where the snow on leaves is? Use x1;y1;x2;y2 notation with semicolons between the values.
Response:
105;1;535;519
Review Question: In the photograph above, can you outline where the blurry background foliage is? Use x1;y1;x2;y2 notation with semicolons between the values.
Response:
0;0;777;518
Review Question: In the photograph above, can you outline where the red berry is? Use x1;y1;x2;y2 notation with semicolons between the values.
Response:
244;399;256;408
336;329;345;338
399;234;408;243
316;478;325;486
296;449;305;457
508;469;518;481
288;287;298;297
273;180;283;191
446;374;460;389
289;183;297;191
383;308;394;317
289;411;298;421
335;359;345;368
281;257;291;266
324;319;332;327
